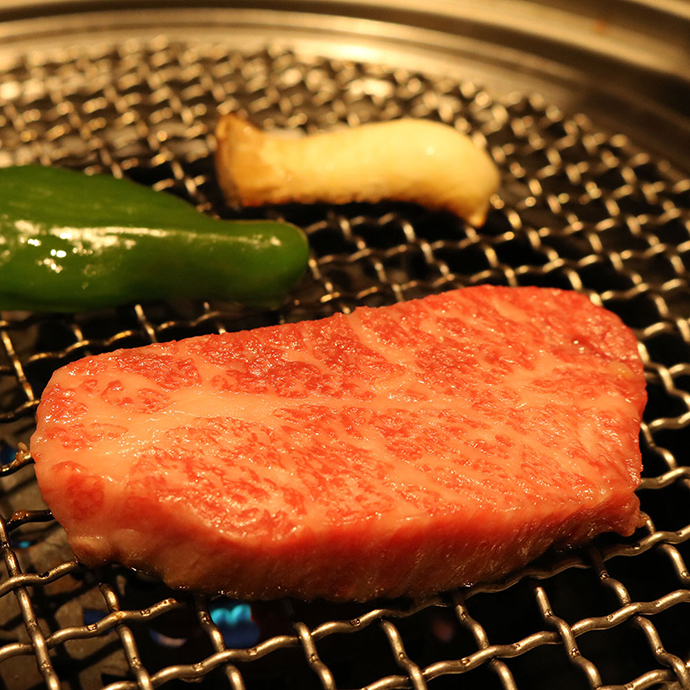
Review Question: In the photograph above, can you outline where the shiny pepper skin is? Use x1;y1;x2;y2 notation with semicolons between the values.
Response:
0;165;309;312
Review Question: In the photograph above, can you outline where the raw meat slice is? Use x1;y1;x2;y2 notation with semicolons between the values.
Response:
30;286;646;601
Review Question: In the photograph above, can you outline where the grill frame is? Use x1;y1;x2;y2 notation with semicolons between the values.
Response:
0;6;689;689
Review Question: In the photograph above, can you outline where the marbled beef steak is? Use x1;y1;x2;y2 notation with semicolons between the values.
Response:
31;287;646;600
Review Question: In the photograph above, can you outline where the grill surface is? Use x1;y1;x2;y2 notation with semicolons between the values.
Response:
0;14;690;690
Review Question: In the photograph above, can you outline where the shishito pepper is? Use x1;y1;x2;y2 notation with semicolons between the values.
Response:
0;165;309;312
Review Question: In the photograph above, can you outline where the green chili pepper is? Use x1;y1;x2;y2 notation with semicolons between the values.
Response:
0;165;309;312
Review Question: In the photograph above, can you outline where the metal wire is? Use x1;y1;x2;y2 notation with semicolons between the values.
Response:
0;37;689;690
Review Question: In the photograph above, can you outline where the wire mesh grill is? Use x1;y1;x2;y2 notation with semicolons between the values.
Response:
0;36;689;690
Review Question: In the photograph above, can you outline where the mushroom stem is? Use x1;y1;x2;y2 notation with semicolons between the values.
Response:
215;115;500;226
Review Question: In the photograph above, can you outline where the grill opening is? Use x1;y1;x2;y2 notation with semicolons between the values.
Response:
0;33;689;690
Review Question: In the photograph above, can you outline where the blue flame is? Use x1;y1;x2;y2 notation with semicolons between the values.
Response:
149;630;187;648
83;609;106;626
210;600;259;648
1;445;16;465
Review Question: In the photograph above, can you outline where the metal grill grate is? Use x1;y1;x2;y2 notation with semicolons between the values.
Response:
0;37;689;690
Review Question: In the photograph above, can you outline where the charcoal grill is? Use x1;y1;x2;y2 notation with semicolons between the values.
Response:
0;1;689;688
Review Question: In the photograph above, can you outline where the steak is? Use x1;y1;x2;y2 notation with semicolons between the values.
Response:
30;286;646;601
